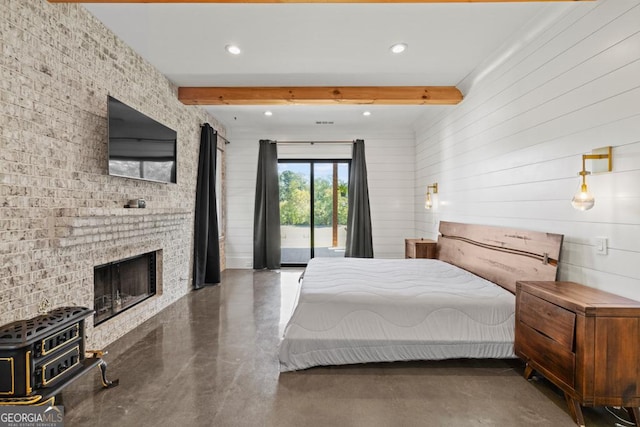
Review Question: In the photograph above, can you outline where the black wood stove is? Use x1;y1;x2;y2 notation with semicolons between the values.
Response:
0;306;118;406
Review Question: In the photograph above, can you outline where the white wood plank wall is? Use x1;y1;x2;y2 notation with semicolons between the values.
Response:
414;0;640;300
226;130;415;268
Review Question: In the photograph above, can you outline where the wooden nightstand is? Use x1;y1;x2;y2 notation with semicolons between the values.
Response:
515;281;640;426
404;238;436;259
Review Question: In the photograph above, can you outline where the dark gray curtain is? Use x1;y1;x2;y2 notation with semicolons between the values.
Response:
253;140;281;269
193;123;221;289
345;139;373;258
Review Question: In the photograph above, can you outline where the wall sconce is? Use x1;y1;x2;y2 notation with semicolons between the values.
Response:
571;146;612;211
425;183;438;210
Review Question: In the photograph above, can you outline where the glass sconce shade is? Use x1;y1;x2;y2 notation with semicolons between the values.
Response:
425;183;437;210
571;184;595;211
425;192;432;209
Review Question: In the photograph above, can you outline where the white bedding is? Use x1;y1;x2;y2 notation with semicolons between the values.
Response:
279;257;516;372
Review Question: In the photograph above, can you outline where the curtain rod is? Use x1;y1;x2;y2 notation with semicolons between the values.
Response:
270;140;355;145
217;134;231;145
200;124;231;144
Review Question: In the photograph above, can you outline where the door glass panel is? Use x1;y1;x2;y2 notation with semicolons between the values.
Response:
279;160;348;265
279;163;311;264
313;162;348;257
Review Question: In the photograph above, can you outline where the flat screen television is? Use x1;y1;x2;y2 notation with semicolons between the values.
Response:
108;96;177;184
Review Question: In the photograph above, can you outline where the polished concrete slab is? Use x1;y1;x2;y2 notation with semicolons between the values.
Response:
62;269;630;426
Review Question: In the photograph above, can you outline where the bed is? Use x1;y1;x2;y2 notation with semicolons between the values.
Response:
279;221;563;372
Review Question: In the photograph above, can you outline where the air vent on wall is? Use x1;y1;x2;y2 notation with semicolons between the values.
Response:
315;121;334;125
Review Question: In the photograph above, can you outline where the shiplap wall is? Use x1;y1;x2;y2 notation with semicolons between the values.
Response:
414;0;640;300
226;130;415;268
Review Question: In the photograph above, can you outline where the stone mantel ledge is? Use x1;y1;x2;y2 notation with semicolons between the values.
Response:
54;207;191;218
53;207;192;247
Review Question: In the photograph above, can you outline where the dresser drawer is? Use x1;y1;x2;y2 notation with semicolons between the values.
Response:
517;322;575;388
518;291;575;351
415;243;436;259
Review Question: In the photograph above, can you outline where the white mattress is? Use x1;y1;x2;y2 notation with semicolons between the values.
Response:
279;257;516;372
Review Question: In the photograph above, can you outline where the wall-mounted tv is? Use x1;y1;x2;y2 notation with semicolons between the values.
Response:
108;96;177;184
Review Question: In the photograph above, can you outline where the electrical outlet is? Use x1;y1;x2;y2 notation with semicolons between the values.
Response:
594;237;608;255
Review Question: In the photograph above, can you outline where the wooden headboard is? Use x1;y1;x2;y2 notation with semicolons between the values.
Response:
437;221;564;294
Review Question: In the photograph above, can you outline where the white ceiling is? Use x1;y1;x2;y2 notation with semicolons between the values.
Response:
83;2;577;135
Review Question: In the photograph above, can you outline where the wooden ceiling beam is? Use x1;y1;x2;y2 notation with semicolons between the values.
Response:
178;86;463;105
49;0;594;4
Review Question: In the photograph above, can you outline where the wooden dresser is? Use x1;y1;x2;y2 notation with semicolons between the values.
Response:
404;239;437;259
515;281;640;426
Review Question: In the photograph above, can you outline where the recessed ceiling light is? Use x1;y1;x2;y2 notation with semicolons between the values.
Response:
390;43;408;54
264;111;273;116
225;44;241;55
363;111;371;116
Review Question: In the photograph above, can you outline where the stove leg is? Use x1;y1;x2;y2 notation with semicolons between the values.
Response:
97;359;119;388
87;350;119;389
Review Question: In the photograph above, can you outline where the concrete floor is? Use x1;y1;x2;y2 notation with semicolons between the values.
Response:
62;269;631;427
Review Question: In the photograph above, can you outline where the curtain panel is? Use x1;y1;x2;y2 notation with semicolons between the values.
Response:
345;139;374;258
193;123;221;289
253;140;281;269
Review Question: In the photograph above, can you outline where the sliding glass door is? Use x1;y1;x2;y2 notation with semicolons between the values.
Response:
313;162;349;259
279;162;311;264
279;160;349;265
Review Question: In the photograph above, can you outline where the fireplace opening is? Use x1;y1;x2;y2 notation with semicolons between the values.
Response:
94;251;157;325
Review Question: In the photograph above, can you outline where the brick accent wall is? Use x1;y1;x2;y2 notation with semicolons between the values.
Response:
0;0;226;348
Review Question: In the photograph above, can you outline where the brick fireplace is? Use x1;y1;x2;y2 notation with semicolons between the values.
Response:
52;207;193;348
1;0;225;353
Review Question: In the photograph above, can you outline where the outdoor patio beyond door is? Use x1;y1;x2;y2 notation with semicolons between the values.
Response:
279;160;349;265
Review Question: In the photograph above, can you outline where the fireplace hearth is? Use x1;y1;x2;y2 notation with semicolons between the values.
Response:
94;251;157;325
